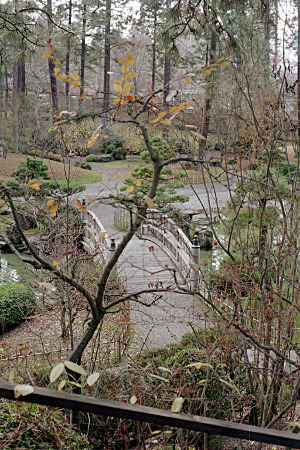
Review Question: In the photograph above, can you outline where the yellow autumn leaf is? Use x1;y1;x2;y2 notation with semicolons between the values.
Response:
205;63;218;69
114;80;123;93
160;120;172;126
49;203;59;218
87;236;95;245
170;105;179;115
191;131;207;140
42;54;51;59
184;78;190;85
122;82;134;95
47;198;59;207
133;179;142;186
72;80;82;89
77;199;87;212
120;95;134;105
122;64;129;74
144;197;154;208
126;52;136;65
201;69;214;75
27;180;42;191
113;95;122;105
99;232;106;241
52;260;60;267
221;61;231;67
48;124;57;133
71;72;80;80
126;185;135;194
54;61;61;65
150;111;167;124
170;102;193;116
76;199;87;213
118;56;126;64
58;380;66;391
126;72;137;79
53;67;61;73
217;57;225;63
79;92;86;102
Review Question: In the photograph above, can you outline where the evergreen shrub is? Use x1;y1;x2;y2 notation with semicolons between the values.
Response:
0;284;36;332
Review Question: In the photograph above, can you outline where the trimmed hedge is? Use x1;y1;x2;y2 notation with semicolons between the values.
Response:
0;284;36;332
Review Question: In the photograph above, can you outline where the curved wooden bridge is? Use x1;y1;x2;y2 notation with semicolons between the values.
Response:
82;205;206;353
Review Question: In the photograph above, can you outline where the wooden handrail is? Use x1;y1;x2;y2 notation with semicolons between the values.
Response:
0;382;299;447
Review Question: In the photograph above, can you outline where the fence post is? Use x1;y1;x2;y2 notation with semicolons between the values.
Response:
80;198;86;224
190;233;200;290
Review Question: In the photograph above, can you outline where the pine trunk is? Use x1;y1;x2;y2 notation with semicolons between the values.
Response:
298;0;300;138
65;0;72;103
47;0;58;118
80;3;87;93
162;0;171;141
197;30;216;164
103;0;112;127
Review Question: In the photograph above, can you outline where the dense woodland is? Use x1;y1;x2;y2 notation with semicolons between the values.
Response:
0;0;299;449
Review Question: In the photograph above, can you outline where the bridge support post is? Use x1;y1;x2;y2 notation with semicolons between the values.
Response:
80;198;86;224
190;233;200;291
110;239;116;256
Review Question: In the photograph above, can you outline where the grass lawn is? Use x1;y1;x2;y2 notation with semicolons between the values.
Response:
0;153;102;184
90;157;141;170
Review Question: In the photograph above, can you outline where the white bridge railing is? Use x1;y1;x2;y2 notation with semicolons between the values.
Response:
82;209;111;261
138;209;194;281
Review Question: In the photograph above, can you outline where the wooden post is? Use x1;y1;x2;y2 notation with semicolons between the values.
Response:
190;233;200;290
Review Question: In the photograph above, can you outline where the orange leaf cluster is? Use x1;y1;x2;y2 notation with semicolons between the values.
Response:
42;42;86;103
113;52;137;106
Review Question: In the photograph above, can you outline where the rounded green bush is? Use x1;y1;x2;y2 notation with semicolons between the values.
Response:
0;284;36;332
112;148;127;160
86;154;95;162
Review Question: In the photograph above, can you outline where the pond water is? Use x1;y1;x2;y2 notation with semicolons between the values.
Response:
0;252;37;286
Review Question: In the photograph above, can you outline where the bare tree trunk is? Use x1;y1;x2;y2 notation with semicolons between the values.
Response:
263;0;270;65
0;65;3;117
274;0;278;70
5;66;8;118
12;0;20;153
162;0;171;141
103;0;112;127
298;0;300;139
18;55;26;94
65;0;72;104
12;55;19;153
151;8;157;92
47;0;58;118
197;29;216;165
80;2;87;93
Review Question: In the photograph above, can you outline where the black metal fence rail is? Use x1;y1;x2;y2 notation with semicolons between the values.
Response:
0;382;299;448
